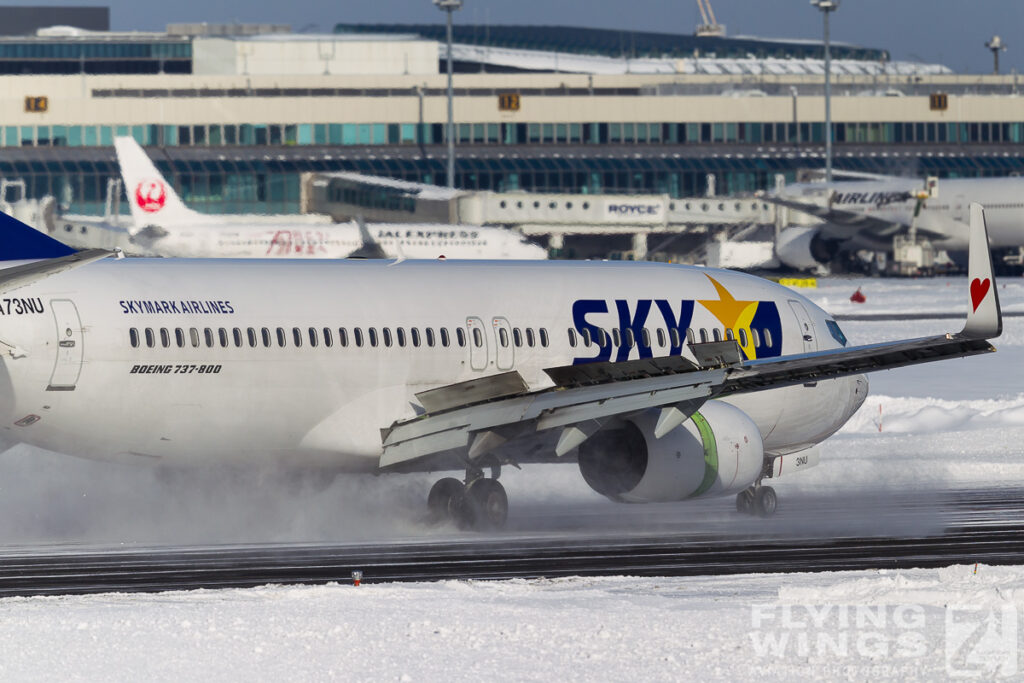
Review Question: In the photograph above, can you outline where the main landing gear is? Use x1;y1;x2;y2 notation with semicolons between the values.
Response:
736;484;777;517
427;456;508;531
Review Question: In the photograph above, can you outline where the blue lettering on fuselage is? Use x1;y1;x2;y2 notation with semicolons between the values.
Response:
571;297;782;365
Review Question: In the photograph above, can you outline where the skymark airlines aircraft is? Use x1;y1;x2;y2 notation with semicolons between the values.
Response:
0;205;1000;529
50;137;546;260
768;175;1024;270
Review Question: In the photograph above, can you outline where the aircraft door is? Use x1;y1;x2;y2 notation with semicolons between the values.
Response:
953;194;966;222
787;300;817;353
492;317;514;371
466;317;489;371
48;299;83;391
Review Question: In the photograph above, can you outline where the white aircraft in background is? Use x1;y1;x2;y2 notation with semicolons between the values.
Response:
767;173;1024;271
48;137;547;260
0;204;999;529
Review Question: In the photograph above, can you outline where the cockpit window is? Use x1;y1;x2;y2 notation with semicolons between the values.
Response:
826;319;848;347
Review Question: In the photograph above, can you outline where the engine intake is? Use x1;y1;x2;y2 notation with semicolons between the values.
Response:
578;401;763;503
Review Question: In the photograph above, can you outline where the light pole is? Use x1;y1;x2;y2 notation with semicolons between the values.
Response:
811;0;839;184
434;0;462;189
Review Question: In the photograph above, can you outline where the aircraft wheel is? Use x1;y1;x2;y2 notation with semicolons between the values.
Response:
465;478;508;530
755;486;778;518
736;488;755;515
427;477;466;523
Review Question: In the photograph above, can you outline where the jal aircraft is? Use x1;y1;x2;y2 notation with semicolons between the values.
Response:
0;204;1000;529
50;137;546;260
768;174;1024;270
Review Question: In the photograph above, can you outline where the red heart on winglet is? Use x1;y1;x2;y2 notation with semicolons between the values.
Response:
970;277;990;312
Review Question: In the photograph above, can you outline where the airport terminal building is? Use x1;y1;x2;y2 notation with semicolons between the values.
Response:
0;12;1022;218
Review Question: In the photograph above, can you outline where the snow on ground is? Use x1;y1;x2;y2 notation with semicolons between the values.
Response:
0;565;1020;681
0;277;1021;680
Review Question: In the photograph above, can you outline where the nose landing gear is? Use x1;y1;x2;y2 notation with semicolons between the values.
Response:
427;456;509;530
736;484;777;517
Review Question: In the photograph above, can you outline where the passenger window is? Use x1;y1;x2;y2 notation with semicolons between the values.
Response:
472;328;483;348
725;329;734;341
190;328;200;348
642;329;650;348
623;329;634;348
276;327;286;347
526;328;535;347
369;328;378;347
540;328;549;347
323;328;333;347
308;327;318;348
686;328;695;345
175;328;185;348
611;329;621;347
764;329;773;348
396;328;406;347
567;328;577;347
456;328;466;347
159;328;170;348
712;329;722;342
339;328;348;347
669;329;681;348
739;328;749;347
145;328;155;348
233;328;243;347
383;328;392;347
582;328;592;347
129;328;139;348
219;328;229;348
499;328;509;347
699;329;708;343
247;328;257;347
411;328;420;347
656;329;665;347
354;328;363;347
752;329;761;348
513;328;523;347
597;329;607;347
261;327;271;347
440;328;450;347
425;328;434;347
292;328;302;347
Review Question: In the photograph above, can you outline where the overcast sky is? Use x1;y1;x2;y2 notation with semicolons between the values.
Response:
53;0;1024;74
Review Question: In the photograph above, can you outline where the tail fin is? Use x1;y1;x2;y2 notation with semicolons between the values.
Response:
113;136;199;230
962;203;1001;339
0;210;76;261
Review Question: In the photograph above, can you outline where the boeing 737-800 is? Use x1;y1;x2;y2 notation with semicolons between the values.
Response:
48;137;546;260
0;204;1000;528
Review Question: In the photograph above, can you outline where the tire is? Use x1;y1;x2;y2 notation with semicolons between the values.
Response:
465;478;509;530
755;486;778;517
736;488;754;514
427;477;465;522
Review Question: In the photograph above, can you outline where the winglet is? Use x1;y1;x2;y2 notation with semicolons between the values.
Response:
961;203;1001;339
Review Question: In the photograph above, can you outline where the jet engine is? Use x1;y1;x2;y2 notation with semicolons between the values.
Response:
774;226;840;271
577;401;763;503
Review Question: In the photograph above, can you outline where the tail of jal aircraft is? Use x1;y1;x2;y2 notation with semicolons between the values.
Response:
113;136;200;231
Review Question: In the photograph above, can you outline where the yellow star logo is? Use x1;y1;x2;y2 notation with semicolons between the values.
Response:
698;274;759;359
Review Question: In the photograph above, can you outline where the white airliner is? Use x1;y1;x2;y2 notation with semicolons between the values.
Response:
768;174;1024;270
49;137;547;260
0;204;1000;529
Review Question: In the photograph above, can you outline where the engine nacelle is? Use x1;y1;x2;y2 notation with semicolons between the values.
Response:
578;401;764;503
775;226;839;271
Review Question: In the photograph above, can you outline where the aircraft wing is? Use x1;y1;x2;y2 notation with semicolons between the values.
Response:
764;195;906;234
379;203;1000;470
0;249;119;296
346;216;389;259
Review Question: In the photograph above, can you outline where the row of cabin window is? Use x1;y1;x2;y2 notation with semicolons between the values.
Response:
565;326;774;349
128;326;552;351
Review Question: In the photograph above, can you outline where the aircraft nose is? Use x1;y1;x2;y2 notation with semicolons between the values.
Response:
848;374;869;420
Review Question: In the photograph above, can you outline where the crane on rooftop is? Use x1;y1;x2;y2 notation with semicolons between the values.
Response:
695;0;725;37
